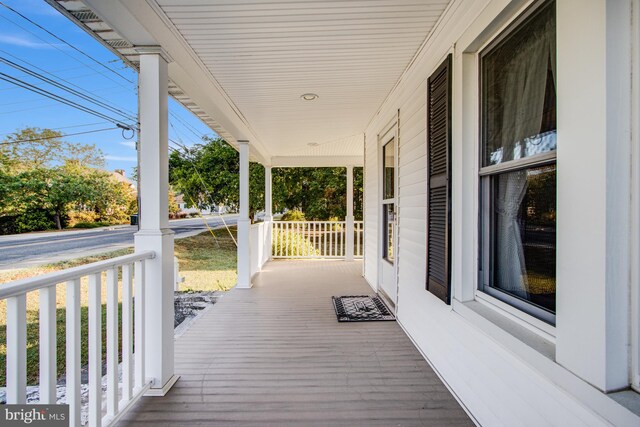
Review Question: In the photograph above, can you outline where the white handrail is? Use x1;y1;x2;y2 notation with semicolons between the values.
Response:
1;250;155;426
272;221;363;259
0;251;155;299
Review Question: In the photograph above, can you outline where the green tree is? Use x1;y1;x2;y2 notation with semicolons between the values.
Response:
169;137;264;220
168;189;180;217
272;167;363;220
10;165;97;230
169;137;363;222
85;170;138;224
1;127;104;173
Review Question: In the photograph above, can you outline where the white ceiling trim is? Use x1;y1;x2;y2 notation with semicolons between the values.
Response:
271;156;363;168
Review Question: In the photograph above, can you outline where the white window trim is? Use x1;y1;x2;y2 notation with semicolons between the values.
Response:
377;114;399;303
452;0;557;346
631;0;640;393
474;290;556;341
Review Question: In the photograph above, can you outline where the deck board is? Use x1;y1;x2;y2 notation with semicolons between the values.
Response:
117;260;473;426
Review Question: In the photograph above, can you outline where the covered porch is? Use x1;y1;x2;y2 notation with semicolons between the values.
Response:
118;260;473;426
118;260;472;426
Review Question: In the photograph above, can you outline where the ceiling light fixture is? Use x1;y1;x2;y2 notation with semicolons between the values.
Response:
300;93;319;101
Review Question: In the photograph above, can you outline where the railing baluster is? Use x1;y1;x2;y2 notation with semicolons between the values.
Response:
286;222;290;257
303;223;307;257
343;222;347;257
6;294;27;404
329;223;333;257
291;222;300;258
88;273;102;426
296;222;300;257
313;222;317;257
323;223;327;256
39;286;56;404
66;278;81;427
122;264;134;401
106;267;119;418
135;260;146;391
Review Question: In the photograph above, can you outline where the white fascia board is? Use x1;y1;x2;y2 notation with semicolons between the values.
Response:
271;156;364;168
82;0;271;164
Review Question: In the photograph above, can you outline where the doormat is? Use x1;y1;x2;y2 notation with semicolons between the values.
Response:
331;295;395;322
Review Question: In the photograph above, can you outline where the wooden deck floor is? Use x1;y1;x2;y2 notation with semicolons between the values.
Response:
118;260;473;426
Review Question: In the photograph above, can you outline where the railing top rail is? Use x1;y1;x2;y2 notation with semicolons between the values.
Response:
274;220;347;224
0;250;155;300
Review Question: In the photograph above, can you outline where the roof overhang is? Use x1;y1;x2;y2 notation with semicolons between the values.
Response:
47;0;452;167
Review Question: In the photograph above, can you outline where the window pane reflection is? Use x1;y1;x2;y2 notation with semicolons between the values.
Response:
491;165;556;313
384;203;394;262
383;139;395;199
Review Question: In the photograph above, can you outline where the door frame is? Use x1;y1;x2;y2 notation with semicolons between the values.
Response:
377;112;399;311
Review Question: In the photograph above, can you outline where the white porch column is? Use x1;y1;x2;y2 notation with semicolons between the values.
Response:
237;140;252;288
345;165;355;261
134;47;178;395
265;165;273;259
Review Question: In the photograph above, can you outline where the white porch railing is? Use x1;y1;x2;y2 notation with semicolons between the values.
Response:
272;221;363;259
1;251;155;426
250;221;271;277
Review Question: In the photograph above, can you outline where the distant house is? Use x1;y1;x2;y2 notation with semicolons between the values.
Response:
174;193;227;215
111;169;136;192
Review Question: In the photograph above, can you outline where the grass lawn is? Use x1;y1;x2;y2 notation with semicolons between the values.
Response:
0;228;237;387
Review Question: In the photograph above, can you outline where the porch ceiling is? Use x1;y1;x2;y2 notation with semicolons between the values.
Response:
51;0;451;164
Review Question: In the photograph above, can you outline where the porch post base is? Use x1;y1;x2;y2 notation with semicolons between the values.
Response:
236;218;252;289
144;374;180;397
345;215;355;261
135;229;175;391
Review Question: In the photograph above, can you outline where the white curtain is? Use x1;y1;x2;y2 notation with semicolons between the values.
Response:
495;17;555;297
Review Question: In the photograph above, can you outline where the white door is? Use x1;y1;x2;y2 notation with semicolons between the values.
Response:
379;121;398;309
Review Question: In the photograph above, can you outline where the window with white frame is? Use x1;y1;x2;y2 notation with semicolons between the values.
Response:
479;0;557;324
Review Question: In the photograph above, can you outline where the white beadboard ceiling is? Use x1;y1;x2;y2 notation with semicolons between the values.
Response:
53;0;452;163
156;0;450;159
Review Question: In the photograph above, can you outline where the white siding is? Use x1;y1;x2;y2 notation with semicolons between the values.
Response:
363;129;379;289
363;0;640;425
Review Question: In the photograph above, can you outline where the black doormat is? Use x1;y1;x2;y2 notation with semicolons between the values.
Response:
332;295;395;322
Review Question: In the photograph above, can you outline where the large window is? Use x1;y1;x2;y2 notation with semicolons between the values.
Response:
479;0;556;324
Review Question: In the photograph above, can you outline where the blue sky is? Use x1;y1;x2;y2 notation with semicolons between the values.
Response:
0;0;215;177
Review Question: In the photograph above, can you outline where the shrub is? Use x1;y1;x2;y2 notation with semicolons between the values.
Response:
15;210;56;233
280;209;305;221
272;228;320;257
328;216;343;231
71;221;110;229
67;210;98;227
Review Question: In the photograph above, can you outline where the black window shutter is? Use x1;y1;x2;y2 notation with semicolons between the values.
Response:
426;55;452;304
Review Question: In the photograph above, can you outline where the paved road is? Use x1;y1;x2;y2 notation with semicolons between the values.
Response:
0;215;238;269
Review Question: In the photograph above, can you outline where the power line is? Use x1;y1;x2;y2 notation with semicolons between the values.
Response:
0;2;134;84
168;138;238;245
0;126;117;145
0;13;131;91
0;56;137;122
0;48;137;117
0;121;110;138
0;71;134;127
169;111;208;141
